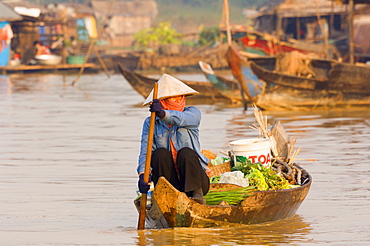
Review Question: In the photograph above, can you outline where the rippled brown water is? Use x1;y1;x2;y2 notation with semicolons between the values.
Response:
1;73;369;245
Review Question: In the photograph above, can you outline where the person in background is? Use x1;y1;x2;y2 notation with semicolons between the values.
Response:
34;41;51;56
65;36;77;56
137;74;210;204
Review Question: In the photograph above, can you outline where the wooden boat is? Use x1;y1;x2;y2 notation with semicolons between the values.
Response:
0;63;98;74
220;27;338;59
117;62;230;102
224;45;264;101
328;62;370;94
198;61;244;103
249;57;370;110
227;45;370;111
134;162;311;228
248;55;334;91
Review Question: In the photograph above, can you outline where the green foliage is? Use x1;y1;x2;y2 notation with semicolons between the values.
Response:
232;160;291;191
133;22;181;48
205;186;255;206
198;26;220;46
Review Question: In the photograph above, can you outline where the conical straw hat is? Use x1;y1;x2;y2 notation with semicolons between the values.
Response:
143;74;199;106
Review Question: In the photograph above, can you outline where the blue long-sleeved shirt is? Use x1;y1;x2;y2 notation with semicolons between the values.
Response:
137;106;209;175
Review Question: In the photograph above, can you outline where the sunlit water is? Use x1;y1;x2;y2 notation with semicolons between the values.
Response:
0;72;369;245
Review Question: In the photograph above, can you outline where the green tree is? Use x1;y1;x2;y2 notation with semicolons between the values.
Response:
198;26;220;46
133;22;181;49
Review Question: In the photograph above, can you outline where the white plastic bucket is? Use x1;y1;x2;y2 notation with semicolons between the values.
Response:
230;138;272;167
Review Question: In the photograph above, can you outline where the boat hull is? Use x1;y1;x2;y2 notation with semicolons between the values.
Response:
227;45;370;110
147;164;311;228
249;57;333;90
117;62;230;102
254;86;370;111
199;61;243;102
225;46;264;100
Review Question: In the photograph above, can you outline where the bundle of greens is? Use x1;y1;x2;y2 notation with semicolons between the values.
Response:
205;186;255;206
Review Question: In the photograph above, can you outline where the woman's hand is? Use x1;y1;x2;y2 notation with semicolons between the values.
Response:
138;174;150;193
149;99;165;118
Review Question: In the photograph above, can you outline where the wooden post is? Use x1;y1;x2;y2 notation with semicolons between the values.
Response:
223;0;232;45
72;0;114;86
349;0;355;64
275;16;283;55
61;9;67;65
314;1;329;59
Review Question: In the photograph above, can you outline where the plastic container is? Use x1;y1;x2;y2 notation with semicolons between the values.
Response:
66;55;85;64
35;55;62;65
230;138;272;167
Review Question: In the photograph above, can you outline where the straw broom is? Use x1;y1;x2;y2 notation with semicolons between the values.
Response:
249;104;269;138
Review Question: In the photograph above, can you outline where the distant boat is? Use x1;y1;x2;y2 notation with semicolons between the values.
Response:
221;27;340;59
224;45;265;101
234;48;370;111
117;62;231;103
198;61;244;103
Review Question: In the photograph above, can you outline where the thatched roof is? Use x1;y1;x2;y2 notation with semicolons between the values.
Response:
0;2;21;21
91;0;157;18
59;3;96;15
257;0;349;17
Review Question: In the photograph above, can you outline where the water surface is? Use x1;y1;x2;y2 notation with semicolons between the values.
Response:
1;73;369;245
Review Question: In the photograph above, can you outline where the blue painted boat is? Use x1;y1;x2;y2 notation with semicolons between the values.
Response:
225;45;265;101
199;61;243;103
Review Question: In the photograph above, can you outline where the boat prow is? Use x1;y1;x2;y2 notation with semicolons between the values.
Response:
199;61;245;104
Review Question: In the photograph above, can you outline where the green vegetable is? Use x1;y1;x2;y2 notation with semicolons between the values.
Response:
210;175;221;183
231;159;290;191
205;186;255;206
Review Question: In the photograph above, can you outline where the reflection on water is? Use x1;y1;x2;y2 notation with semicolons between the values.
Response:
1;73;370;245
135;215;311;246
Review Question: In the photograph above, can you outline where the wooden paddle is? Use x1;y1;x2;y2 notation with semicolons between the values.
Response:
137;82;158;230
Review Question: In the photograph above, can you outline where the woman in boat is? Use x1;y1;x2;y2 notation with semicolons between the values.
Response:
137;74;210;204
33;41;51;56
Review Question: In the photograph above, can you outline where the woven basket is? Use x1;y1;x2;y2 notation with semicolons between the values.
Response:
208;161;231;178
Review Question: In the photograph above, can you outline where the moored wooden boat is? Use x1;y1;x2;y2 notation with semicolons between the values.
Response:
249;56;333;90
134;162;311;228
117;62;230;102
224;45;264;101
221;27;339;59
198;61;244;103
249;57;370;110
227;44;370;110
328;62;370;94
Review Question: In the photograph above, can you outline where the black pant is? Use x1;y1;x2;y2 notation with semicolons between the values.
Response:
151;147;210;195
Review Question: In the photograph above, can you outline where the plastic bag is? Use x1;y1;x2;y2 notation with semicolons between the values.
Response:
219;171;249;187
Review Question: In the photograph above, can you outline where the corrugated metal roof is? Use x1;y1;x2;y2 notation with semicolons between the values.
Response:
257;0;349;17
0;2;22;21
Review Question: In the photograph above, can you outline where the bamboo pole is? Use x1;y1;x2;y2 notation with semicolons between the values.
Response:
314;0;329;59
61;9;67;65
349;0;355;64
223;0;232;45
72;0;114;86
137;83;158;230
